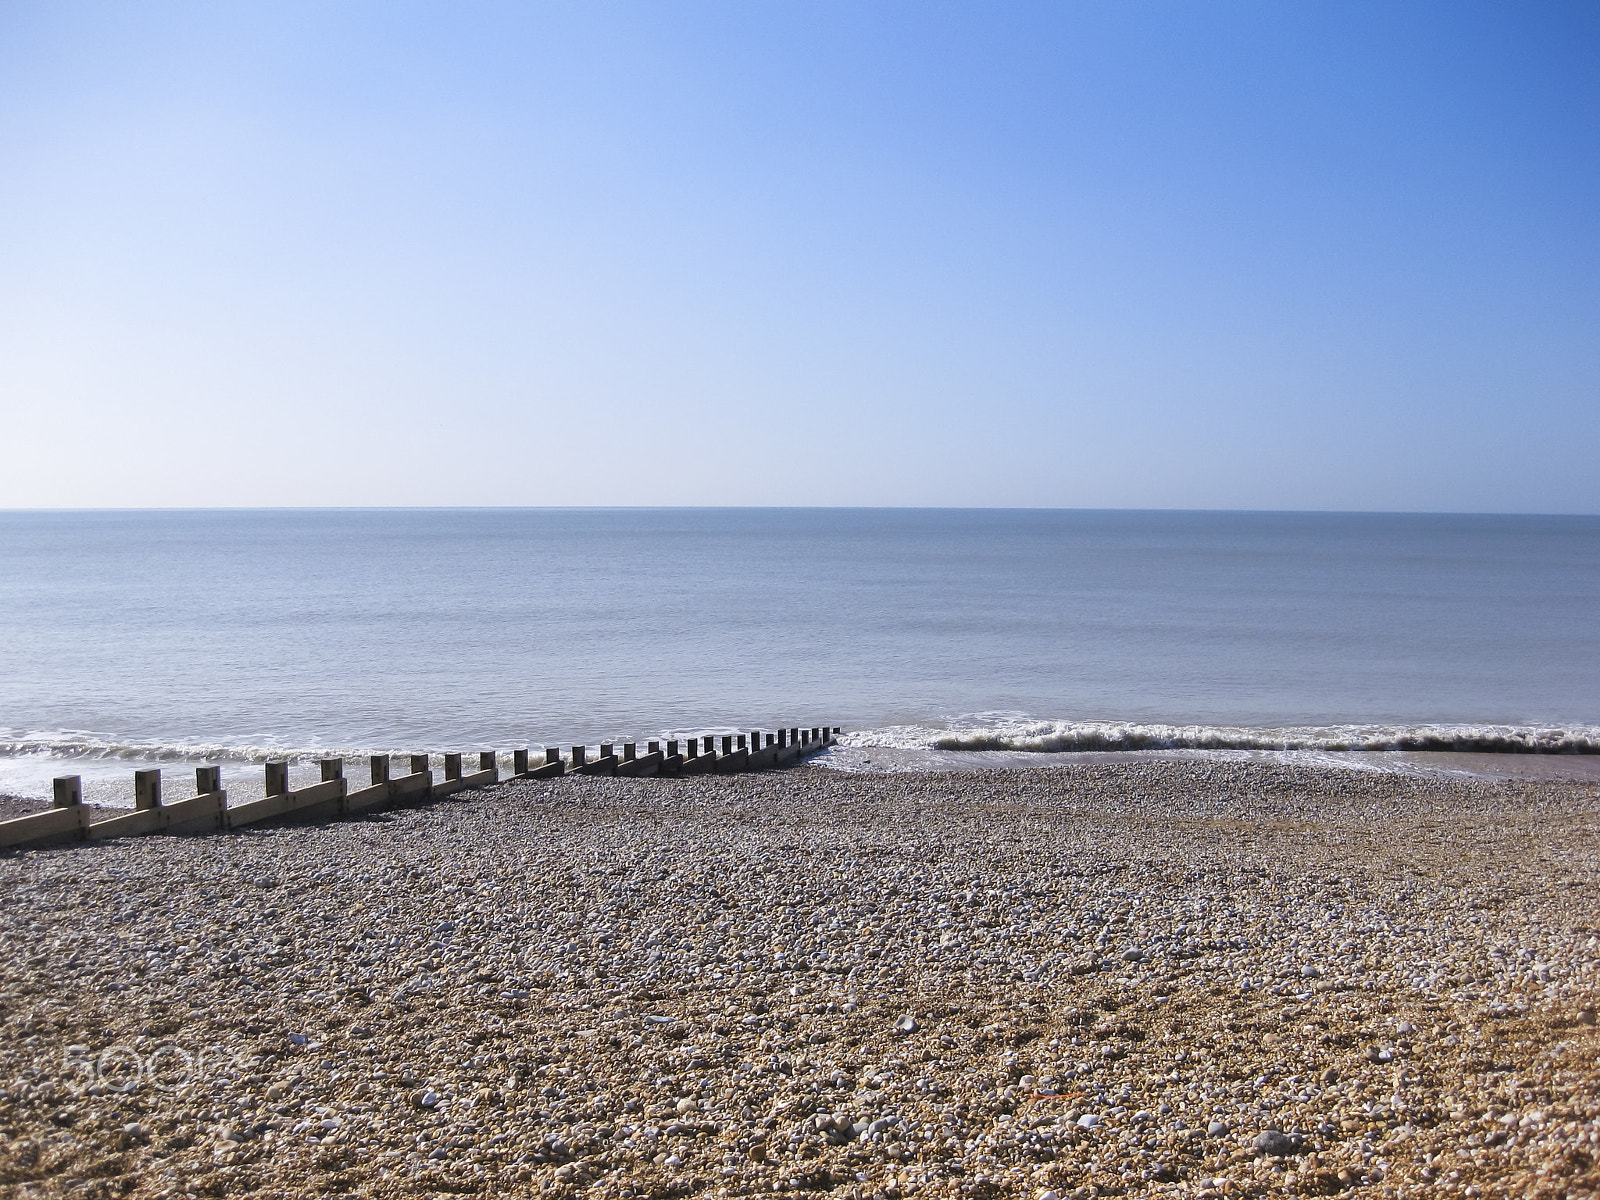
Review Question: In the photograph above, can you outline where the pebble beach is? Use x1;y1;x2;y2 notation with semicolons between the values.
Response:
1;761;1598;1200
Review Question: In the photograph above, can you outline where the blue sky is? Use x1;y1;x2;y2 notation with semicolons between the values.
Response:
2;2;1596;510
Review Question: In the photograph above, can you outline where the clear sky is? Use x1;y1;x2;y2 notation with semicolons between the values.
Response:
2;2;1596;511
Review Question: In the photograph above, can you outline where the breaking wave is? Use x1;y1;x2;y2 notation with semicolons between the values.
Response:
844;719;1600;756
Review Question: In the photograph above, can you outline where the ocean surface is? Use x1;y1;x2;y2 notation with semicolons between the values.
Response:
2;508;1598;805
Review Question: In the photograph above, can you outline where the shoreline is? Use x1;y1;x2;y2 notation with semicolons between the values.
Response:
5;747;1600;816
0;760;1597;1198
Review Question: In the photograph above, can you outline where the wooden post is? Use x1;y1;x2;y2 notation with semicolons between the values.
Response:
738;733;748;750
52;776;82;808
444;753;462;781
134;769;162;811
792;727;802;746
648;740;660;755
479;751;496;772
370;755;391;786
513;749;529;775
320;758;344;782
600;743;613;760
545;747;561;766
776;729;787;748
571;746;587;768
196;765;221;794
265;761;289;797
410;754;430;776
722;735;733;756
667;740;679;757
622;743;636;762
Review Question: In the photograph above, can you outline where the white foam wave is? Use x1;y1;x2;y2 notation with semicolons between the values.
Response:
839;718;1600;756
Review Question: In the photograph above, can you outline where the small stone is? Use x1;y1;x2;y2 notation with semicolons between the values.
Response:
1121;948;1144;962
1253;1129;1297;1157
895;1015;919;1033
675;1098;697;1114
1076;1113;1100;1128
288;1033;307;1046
1019;1074;1037;1090
1207;1120;1229;1137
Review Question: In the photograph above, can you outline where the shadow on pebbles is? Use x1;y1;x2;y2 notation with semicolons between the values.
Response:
1;761;1598;1199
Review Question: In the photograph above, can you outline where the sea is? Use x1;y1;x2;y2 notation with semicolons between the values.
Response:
2;508;1598;807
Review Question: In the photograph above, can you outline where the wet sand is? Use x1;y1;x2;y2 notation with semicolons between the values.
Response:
0;761;1597;1199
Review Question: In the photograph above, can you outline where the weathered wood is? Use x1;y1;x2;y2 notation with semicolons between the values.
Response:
53;776;82;808
433;766;497;797
88;807;165;840
196;766;222;793
513;749;529;776
167;791;228;835
320;758;344;782
229;777;346;828
444;753;462;782
134;769;162;811
348;768;431;813
716;748;749;773
370;755;391;786
616;750;663;777
0;798;88;849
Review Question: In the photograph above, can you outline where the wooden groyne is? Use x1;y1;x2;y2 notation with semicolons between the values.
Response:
0;726;841;851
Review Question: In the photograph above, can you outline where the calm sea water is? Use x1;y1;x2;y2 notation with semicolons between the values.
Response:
2;509;1598;800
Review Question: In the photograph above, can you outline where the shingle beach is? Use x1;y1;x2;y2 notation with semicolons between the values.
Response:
2;761;1598;1199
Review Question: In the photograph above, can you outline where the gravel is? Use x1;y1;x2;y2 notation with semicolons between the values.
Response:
0;760;1598;1199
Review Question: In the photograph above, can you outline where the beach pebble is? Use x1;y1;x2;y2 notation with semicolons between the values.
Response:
1253;1129;1297;1157
0;759;1590;1199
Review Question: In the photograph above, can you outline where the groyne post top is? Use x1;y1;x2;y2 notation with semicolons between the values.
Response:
544;747;560;765
833;726;841;734
600;743;614;760
410;753;429;776
134;768;162;810
196;765;221;794
648;740;660;755
776;729;786;748
666;740;678;757
721;735;733;755
370;754;391;785
444;753;462;781
622;744;636;762
571;745;587;767
791;727;801;745
479;751;495;772
513;749;529;774
320;758;344;782
52;776;82;808
265;761;289;797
